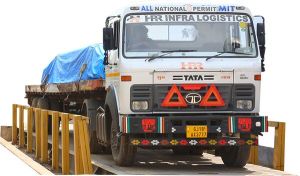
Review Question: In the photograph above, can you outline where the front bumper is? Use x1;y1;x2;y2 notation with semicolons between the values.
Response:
130;137;258;147
121;115;268;147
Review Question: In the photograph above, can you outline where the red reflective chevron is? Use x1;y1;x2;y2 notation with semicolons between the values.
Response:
161;84;187;107
200;84;225;107
161;84;225;107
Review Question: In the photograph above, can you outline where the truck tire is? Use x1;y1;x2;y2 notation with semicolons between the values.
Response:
220;145;250;167
37;98;52;134
49;100;62;132
31;97;39;132
110;111;136;166
172;147;203;155
82;99;103;154
105;93;136;166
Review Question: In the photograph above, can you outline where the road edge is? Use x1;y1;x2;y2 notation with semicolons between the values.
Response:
0;137;53;175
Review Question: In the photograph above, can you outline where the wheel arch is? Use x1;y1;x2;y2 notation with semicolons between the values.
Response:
104;85;120;138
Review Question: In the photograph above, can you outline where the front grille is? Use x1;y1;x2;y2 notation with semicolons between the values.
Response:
130;84;255;112
233;84;255;99
153;84;232;112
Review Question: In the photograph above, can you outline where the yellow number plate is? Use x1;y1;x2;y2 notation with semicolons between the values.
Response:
186;125;208;138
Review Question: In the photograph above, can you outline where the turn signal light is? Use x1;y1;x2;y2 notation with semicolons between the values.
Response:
254;74;261;81
121;75;132;82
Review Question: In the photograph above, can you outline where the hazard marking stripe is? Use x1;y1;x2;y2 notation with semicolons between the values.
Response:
127;117;130;133
157;117;161;133
122;117;125;133
228;116;231;133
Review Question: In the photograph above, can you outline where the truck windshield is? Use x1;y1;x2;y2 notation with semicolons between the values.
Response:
124;13;257;58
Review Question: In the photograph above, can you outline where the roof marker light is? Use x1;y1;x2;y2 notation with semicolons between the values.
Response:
130;6;140;10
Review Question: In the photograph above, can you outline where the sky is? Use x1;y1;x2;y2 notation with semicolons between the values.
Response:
0;0;299;174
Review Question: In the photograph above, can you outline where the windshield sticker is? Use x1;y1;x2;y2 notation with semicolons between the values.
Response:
239;22;247;29
127;15;141;23
139;5;237;12
126;14;249;23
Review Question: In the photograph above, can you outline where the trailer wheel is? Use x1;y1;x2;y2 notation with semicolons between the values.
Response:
31;97;39;132
220;145;250;167
49;100;62;132
172;147;203;155
110;110;136;166
37;98;52;134
82;99;103;154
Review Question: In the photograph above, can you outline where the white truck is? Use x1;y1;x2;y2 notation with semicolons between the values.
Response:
26;4;268;167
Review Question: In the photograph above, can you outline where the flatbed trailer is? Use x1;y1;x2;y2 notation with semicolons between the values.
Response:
25;79;105;103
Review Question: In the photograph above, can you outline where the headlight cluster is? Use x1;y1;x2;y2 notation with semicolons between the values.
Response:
132;101;148;111
236;100;252;110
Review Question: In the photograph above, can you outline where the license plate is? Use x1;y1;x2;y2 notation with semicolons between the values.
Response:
186;125;207;138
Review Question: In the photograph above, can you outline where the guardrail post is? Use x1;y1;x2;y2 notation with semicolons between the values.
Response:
19;106;25;148
248;146;258;164
27;107;33;153
273;122;285;171
61;113;70;175
73;115;83;174
35;108;41;159
12;104;17;144
52;111;59;172
41;110;48;163
78;118;92;174
84;118;93;174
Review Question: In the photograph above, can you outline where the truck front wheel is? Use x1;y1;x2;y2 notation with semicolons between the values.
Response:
110;108;136;166
219;145;250;167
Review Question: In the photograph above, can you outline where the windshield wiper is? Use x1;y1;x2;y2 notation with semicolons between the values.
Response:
146;49;197;62
205;51;252;61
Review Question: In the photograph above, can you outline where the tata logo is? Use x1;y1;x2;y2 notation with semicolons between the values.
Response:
185;93;201;104
173;75;214;81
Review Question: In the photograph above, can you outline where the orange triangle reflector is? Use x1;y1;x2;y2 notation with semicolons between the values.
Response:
161;84;187;107
200;84;225;107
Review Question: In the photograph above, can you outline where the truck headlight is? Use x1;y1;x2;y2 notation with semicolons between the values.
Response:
236;100;252;110
132;101;148;110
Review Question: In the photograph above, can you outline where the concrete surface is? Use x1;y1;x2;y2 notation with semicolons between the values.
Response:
0;138;38;175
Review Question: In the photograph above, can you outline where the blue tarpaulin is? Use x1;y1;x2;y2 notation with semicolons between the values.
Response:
41;44;105;84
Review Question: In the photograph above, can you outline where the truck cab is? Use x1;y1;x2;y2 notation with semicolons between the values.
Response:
102;4;267;167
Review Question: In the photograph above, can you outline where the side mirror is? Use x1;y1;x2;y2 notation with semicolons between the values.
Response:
257;23;265;46
253;16;266;50
253;15;266;72
103;27;114;51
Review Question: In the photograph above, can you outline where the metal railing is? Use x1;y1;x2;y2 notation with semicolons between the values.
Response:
12;104;93;174
248;121;286;171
